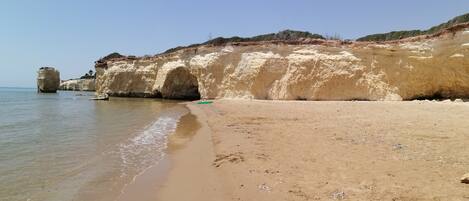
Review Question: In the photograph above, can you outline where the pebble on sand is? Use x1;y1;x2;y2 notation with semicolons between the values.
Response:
461;173;469;184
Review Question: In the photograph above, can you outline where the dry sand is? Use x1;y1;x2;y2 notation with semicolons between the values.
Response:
157;100;469;201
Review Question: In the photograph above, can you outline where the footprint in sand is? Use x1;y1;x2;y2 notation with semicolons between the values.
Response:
213;152;245;167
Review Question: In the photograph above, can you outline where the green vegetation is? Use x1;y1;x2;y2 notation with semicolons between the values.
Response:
80;70;95;79
163;30;324;54
203;30;324;46
323;33;343;40
95;52;126;67
100;52;124;60
357;13;469;41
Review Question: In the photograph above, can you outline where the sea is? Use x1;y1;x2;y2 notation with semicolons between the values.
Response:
0;87;187;201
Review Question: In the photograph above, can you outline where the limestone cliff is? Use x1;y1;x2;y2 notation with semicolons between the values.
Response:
59;79;95;91
95;24;469;101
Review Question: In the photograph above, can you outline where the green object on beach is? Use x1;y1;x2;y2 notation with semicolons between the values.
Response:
197;101;213;105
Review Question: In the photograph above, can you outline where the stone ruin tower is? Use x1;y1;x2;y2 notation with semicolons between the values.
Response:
37;67;60;93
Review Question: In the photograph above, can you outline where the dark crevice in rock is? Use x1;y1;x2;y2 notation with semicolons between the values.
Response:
407;91;469;101
409;92;445;101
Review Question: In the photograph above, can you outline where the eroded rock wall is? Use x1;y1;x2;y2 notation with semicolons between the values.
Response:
59;79;95;91
95;27;469;101
95;60;159;97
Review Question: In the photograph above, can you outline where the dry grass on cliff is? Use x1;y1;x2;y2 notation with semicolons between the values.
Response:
357;12;469;41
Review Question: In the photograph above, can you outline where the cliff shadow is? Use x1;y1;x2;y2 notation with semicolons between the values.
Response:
161;67;200;100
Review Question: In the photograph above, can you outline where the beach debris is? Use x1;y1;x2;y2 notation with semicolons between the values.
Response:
258;183;271;192
461;173;469;184
264;169;280;174
392;143;405;150
197;100;213;104
289;186;318;200
331;190;346;200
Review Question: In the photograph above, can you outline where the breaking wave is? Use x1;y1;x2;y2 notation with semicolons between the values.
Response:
117;112;183;179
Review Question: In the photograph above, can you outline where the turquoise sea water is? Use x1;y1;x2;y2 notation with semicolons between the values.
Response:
0;88;186;201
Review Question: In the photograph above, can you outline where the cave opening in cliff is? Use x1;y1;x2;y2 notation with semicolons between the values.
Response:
409;91;445;101
161;67;201;100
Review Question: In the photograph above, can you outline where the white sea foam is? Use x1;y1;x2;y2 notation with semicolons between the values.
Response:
131;117;178;146
117;114;181;179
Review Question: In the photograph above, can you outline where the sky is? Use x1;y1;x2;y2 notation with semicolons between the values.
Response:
0;0;468;87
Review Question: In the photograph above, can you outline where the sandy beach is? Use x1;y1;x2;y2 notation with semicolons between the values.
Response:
156;100;469;201
3;2;469;200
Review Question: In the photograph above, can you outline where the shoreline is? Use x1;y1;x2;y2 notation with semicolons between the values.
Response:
154;103;227;200
116;102;227;201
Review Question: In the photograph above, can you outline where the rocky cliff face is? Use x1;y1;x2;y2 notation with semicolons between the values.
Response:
59;79;95;91
37;67;60;93
95;24;469;101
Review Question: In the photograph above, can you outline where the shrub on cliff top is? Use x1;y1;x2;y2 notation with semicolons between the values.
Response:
163;30;324;54
203;30;325;46
80;70;95;79
357;12;469;41
95;52;126;67
100;52;124;61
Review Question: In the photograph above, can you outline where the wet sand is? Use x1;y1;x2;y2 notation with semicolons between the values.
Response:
155;104;227;201
155;99;469;201
115;104;198;201
118;104;227;201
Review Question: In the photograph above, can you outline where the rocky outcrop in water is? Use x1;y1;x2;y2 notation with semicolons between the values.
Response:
94;23;469;101
37;67;60;93
59;79;95;91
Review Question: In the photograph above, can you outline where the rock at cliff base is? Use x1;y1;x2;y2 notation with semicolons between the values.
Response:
37;67;60;93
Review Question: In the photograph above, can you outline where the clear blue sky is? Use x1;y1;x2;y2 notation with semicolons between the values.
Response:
1;0;468;87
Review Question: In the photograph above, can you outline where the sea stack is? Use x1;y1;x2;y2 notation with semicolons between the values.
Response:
37;67;60;93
